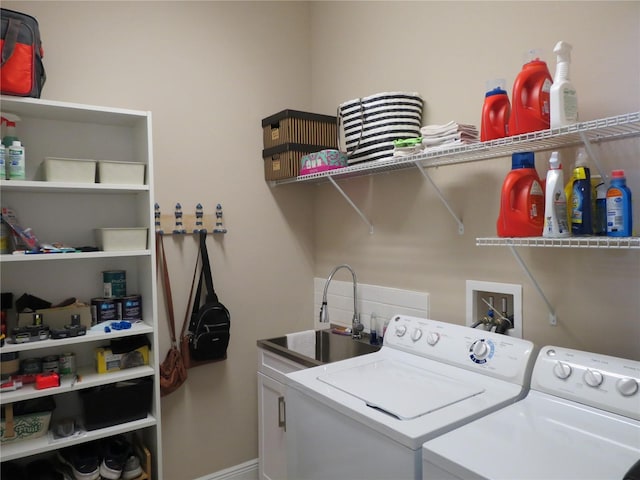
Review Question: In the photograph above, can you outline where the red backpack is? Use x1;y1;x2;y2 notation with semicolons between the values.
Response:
1;8;46;97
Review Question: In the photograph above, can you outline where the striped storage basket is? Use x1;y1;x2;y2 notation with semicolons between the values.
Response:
338;92;423;164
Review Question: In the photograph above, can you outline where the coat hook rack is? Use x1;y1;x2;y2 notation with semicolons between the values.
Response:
154;202;228;235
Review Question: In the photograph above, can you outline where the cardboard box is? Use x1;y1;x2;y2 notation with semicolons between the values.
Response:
262;109;337;150
95;344;150;374
263;143;331;181
18;304;92;330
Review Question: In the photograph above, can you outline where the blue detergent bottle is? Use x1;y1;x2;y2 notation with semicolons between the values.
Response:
606;170;633;237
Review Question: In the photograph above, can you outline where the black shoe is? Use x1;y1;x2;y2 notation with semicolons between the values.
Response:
58;441;100;480
99;434;131;480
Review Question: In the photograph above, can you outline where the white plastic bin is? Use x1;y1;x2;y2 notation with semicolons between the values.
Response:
95;228;148;251
97;161;145;185
43;157;96;183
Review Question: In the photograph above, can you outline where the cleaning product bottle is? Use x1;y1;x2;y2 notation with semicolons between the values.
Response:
570;148;592;235
7;140;25;180
543;152;570;237
550;41;578;129
497;151;545;237
508;50;553;136
0;144;5;180
606;169;633;237
592;176;607;235
1;114;21;148
481;79;511;142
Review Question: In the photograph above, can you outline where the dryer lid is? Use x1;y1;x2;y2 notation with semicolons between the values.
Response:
318;359;484;420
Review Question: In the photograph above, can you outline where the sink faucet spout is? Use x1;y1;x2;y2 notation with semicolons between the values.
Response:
319;264;362;339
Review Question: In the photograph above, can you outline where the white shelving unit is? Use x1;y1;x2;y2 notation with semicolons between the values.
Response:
0;96;162;476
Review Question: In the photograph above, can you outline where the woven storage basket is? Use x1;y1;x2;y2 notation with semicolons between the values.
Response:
338;92;423;164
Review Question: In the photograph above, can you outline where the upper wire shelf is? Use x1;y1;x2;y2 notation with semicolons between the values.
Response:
476;236;640;249
270;111;640;186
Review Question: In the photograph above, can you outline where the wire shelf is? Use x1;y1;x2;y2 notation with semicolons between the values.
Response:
476;237;640;249
270;111;640;186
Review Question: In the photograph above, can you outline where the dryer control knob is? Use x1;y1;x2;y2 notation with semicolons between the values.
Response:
395;325;407;337
471;340;489;359
553;361;572;379
426;332;440;346
583;369;604;388
617;377;639;397
411;329;423;342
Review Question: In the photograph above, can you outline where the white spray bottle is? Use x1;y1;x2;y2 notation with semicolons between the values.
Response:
543;152;570;237
550;41;578;129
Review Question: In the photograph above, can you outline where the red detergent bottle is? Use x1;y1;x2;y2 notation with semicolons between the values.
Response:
497;152;545;237
508;50;553;136
481;79;511;142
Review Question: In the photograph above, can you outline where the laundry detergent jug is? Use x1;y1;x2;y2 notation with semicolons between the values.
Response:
497;152;545;237
508;51;553;136
481;79;511;142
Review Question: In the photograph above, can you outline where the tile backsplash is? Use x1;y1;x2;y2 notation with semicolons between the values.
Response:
313;278;429;332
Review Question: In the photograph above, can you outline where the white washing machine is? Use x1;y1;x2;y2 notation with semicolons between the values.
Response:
422;346;640;480
284;315;536;480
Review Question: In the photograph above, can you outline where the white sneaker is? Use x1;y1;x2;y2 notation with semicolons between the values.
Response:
121;455;143;480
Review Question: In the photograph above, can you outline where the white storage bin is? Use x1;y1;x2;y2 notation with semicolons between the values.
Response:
95;228;148;251
97;160;145;185
43;157;96;183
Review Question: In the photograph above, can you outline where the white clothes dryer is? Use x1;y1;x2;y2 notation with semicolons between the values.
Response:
285;315;536;480
422;346;640;480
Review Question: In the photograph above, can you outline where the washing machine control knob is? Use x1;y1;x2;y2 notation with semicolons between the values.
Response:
616;377;639;397
426;332;440;346
583;369;604;388
471;340;489;359
395;325;407;337
553;361;572;379
411;329;423;342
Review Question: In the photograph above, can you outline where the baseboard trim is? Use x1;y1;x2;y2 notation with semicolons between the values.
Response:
194;458;259;480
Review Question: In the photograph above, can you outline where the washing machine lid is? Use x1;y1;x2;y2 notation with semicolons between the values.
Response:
422;391;640;480
318;358;484;420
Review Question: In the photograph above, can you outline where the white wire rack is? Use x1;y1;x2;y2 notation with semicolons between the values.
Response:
476;236;640;249
270;111;640;186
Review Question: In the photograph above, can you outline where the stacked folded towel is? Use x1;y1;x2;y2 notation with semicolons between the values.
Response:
392;137;424;157
420;121;479;151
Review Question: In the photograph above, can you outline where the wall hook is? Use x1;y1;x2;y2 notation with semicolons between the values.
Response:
154;202;164;234
173;203;186;234
194;203;206;234
214;203;228;234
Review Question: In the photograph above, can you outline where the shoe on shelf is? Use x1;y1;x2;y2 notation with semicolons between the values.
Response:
99;434;131;480
58;441;101;480
121;454;144;480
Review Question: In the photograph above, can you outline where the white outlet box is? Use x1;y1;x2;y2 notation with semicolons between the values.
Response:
466;280;522;338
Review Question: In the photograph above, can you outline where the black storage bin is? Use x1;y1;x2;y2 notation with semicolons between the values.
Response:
80;377;152;431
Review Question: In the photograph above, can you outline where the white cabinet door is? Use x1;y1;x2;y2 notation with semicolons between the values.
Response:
258;371;288;480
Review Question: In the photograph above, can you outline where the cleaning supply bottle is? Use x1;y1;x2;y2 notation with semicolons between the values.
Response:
7;140;25;180
497;151;545;237
543;152;570;237
1;114;21;148
606;170;633;237
481;79;511;142
508;50;553;136
550;41;578;129
0;144;5;180
592;176;607;235
570;148;592;235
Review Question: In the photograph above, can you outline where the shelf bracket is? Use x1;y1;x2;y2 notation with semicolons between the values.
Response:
327;176;374;234
414;162;464;234
507;245;557;326
578;131;607;181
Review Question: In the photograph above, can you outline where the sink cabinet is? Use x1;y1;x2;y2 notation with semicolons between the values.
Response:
257;348;306;480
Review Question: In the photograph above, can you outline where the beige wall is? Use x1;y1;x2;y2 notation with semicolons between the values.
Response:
3;1;639;478
309;1;640;359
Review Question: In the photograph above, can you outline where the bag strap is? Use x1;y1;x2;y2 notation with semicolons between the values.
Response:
1;18;21;66
182;244;201;337
199;230;219;303
156;233;177;347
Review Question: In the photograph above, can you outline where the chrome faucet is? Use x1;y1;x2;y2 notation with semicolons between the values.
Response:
319;264;363;339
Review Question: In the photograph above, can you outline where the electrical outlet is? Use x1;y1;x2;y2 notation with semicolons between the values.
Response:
466;280;522;338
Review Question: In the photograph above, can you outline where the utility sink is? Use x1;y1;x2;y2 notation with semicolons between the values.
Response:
257;329;381;368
